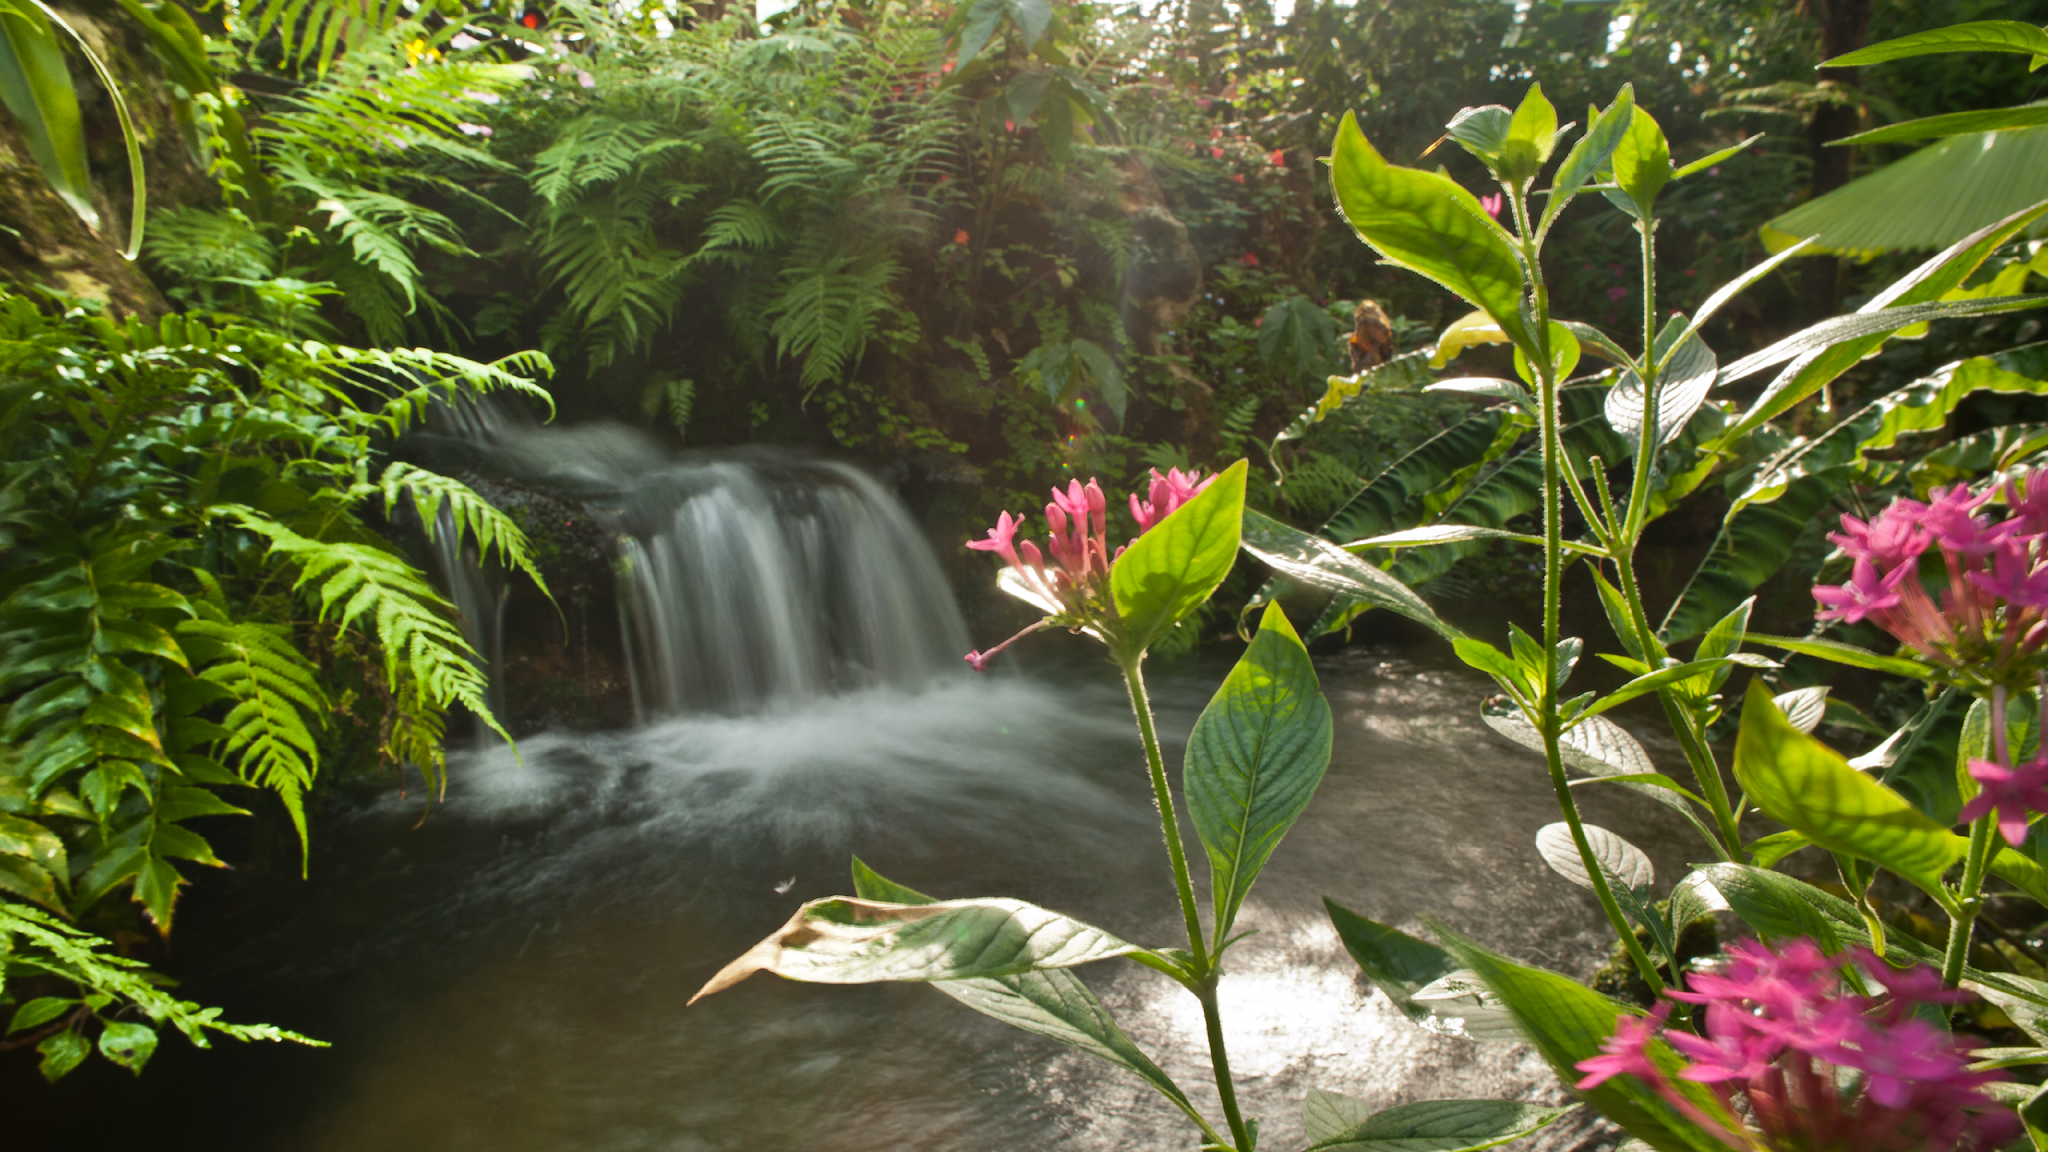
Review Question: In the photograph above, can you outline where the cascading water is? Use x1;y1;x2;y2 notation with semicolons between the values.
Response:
615;459;969;717
411;398;969;721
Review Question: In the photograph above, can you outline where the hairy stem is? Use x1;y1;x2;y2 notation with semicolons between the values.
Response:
1512;185;1666;994
1120;654;1209;973
1946;686;2009;986
1120;653;1250;1148
1198;979;1253;1152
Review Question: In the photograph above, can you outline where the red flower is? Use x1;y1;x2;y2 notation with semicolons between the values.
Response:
1239;252;1259;266
953;229;970;246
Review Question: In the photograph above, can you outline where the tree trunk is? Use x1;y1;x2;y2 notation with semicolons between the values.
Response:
1801;0;1873;321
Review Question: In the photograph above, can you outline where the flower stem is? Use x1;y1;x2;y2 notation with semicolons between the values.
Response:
1119;654;1250;1151
1945;686;2008;986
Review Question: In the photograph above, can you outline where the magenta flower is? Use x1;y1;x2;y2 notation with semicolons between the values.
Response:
2007;468;2048;536
1829;503;1931;570
1958;754;2048;846
1130;467;1216;534
1967;539;2048;609
962;469;1213;670
1479;192;1504;219
1815;488;2048;681
1575;1003;1668;1090
1922;485;2009;558
1813;559;1910;624
1580;938;2015;1152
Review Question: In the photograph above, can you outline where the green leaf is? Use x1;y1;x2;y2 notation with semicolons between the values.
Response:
1578;658;1742;718
1670;134;1763;180
1240;510;1460;640
1732;682;1960;898
97;1019;156;1074
1329;112;1530;350
36;1027;88;1081
1431;923;1731;1152
1497;82;1561;184
1186;603;1333;946
1512;321;1582;388
1319;408;1515;542
133;853;185;931
1110;460;1247;655
689;896;1144;1003
1720;201;2048;443
1835;105;2048;146
1607;104;1671;214
1305;1088;1375;1143
1774;686;1831;735
0;3;96;231
1605;314;1715;451
1823;21;2048;67
1308;1099;1572;1152
1538;85;1634;236
9;996;75;1034
1743;634;1933;680
847;859;1200;1124
1444;105;1513;163
1324;900;1521;1041
1534;822;1653;892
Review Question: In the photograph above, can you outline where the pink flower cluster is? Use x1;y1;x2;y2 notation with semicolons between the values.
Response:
1577;939;2012;1152
1960;753;2048;847
1814;475;2048;676
963;469;1214;669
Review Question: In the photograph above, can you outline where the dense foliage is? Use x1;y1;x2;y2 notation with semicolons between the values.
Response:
8;0;2048;1138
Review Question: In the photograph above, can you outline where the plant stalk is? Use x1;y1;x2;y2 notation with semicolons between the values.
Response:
1945;685;2009;986
1511;185;1666;995
1198;978;1253;1152
1119;653;1210;974
1120;653;1250;1148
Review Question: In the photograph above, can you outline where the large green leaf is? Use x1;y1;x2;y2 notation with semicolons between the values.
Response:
688;896;1143;1003
1736;198;2048;437
1432;924;1732;1152
1606;102;1672;213
1823;21;2048;67
1680;863;2048;1001
0;3;93;230
1240;511;1458;639
1321;409;1513;543
847;860;1197;1119
1329;112;1531;349
1727;353;2048;520
1186;602;1333;946
1324;899;1519;1041
1838;105;2048;146
1111;459;1247;655
1731;681;1961;898
1306;1098;1574;1152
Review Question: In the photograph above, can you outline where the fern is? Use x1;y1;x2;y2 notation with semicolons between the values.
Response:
532;114;693;207
378;463;553;599
142;207;277;282
1;899;323;1079
640;376;696;436
235;0;408;75
767;237;902;393
218;508;508;772
175;615;326;862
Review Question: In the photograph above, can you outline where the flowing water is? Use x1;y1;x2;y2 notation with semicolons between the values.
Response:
7;444;1699;1149
7;647;1696;1151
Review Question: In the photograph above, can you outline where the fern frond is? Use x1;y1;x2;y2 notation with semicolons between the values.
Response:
379;463;552;599
175;618;325;862
216;509;507;750
766;238;901;392
0;900;324;1049
532;115;690;207
142;207;277;282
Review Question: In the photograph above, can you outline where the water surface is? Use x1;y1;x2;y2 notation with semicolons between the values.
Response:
9;647;1694;1151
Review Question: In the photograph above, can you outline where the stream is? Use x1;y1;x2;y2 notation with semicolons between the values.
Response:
8;644;1694;1152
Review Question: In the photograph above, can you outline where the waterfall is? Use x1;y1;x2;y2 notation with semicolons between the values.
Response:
615;457;970;718
409;401;970;724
